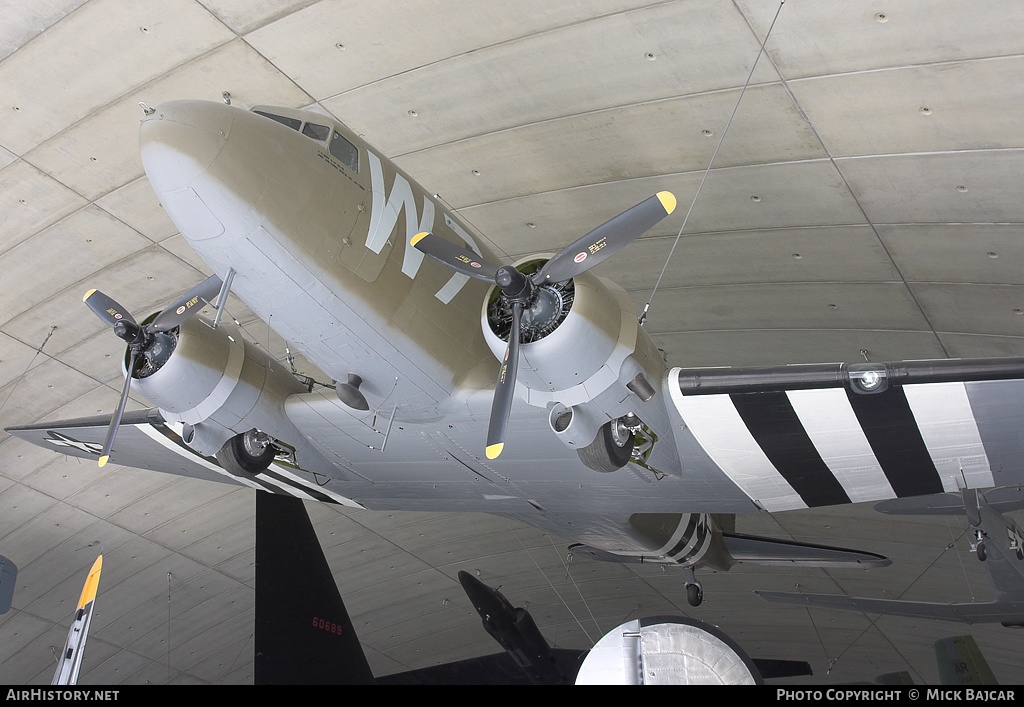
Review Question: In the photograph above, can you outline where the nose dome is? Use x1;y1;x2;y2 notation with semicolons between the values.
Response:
140;100;234;194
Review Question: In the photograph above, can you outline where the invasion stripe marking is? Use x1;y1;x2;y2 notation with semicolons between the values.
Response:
138;423;362;506
904;382;993;490
844;386;944;497
664;513;700;557
730;392;851;507
671;393;805;512
786;388;896;503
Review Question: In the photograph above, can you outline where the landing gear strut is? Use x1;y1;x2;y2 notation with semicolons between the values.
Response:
684;566;704;607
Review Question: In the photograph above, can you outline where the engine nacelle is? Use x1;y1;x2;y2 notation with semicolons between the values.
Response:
131;316;306;456
481;265;665;451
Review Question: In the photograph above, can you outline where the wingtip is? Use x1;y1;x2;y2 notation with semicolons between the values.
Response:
656;191;677;215
485;443;503;459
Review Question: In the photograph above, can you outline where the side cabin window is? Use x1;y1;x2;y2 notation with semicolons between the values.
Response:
329;131;359;173
253;110;301;131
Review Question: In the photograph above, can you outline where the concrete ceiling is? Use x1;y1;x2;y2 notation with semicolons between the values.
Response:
2;0;1024;685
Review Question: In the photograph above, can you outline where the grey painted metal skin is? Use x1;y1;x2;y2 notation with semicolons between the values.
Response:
758;488;1024;626
9;99;1024;574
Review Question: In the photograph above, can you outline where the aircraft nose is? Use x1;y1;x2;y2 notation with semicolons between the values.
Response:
140;100;234;194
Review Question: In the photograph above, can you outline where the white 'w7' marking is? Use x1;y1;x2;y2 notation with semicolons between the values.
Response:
366;152;482;303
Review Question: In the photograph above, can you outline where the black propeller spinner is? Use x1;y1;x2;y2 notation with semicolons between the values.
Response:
83;274;222;467
411;191;676;459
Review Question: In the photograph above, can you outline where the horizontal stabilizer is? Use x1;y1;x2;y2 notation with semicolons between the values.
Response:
755;591;1024;626
570;534;888;568
723;533;891;568
875;486;1024;517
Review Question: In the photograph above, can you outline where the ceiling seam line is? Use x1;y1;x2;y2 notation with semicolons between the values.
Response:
309;0;682;101
754;37;951;358
387;82;785;160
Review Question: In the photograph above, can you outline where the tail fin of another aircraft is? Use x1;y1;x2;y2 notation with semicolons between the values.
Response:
0;555;16;614
254;492;374;684
935;635;998;685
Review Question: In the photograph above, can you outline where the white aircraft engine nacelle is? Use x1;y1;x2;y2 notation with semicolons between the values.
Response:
481;266;662;450
131;315;305;456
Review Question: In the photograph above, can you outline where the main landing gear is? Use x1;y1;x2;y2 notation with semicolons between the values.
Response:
577;418;635;473
216;429;276;476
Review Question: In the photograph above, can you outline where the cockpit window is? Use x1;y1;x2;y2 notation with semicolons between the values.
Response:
254;110;301;131
302;122;331;141
330;131;359;173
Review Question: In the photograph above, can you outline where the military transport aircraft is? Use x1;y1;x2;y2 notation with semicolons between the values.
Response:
8;100;1024;609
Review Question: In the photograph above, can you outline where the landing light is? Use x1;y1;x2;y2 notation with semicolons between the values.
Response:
847;364;888;394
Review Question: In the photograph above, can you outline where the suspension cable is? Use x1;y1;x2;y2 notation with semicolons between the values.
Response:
640;1;786;326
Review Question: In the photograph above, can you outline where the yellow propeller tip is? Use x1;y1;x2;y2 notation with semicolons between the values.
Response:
485;443;504;459
98;455;109;467
656;191;677;215
410;232;429;247
83;289;97;302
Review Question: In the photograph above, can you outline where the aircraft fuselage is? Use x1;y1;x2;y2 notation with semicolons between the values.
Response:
140;100;504;416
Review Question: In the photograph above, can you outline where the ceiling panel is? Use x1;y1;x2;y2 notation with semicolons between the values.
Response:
322;0;780;156
791;56;1024;158
2;0;1024;686
837;149;1024;224
244;0;658;100
394;83;824;204
0;0;234;154
739;0;1024;78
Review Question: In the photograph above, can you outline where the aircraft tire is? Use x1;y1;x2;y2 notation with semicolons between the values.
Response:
216;430;276;476
977;542;987;562
686;583;703;607
577;420;634;473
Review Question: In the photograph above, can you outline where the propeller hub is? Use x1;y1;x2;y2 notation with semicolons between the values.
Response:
113;320;146;346
495;265;533;303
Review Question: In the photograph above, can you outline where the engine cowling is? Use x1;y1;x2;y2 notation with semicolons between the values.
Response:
480;262;665;451
130;315;306;456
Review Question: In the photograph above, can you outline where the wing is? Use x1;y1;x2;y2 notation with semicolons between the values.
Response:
669;357;1024;513
755;590;1024;626
722;533;890;567
6;410;363;508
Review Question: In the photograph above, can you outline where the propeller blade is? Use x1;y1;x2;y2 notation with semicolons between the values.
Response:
83;289;137;329
98;347;138;468
411;232;499;282
485;301;522;459
149;274;223;332
533;191;676;284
